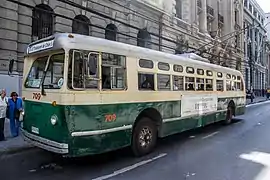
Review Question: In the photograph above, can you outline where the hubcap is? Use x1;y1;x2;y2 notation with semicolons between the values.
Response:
139;127;152;148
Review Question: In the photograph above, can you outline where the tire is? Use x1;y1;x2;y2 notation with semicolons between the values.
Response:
131;117;157;157
224;107;233;125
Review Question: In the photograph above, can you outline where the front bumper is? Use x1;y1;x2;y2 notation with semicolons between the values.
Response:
21;128;69;154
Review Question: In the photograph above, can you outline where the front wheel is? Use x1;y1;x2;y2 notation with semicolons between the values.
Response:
131;117;157;157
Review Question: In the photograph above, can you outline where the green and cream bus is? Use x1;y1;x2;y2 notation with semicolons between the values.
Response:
20;33;246;157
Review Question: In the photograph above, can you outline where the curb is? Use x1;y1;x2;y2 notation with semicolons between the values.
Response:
246;99;269;105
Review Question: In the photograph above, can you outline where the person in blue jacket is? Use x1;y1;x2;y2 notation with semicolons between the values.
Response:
8;92;23;137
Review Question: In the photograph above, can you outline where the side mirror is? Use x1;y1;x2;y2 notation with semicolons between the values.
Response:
8;59;14;74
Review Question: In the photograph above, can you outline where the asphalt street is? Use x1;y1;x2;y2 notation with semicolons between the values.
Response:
1;101;270;180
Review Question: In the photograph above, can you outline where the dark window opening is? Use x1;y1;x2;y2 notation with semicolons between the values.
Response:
72;15;90;35
138;73;154;90
105;24;117;41
32;4;54;40
137;28;151;49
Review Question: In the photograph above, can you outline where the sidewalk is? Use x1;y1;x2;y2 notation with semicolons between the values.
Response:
0;119;33;155
246;96;269;105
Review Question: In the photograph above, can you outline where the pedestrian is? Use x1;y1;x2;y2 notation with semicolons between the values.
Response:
0;89;8;141
8;92;23;137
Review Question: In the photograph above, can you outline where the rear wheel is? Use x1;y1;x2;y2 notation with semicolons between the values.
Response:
131;117;157;157
224;107;233;125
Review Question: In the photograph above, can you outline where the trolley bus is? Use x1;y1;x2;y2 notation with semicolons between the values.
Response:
20;33;246;157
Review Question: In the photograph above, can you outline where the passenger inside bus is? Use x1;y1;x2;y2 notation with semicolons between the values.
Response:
140;74;154;90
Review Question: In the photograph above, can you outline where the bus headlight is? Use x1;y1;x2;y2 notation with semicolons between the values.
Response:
50;115;58;125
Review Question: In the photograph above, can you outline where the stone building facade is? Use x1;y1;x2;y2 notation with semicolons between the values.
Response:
0;0;244;94
243;0;268;93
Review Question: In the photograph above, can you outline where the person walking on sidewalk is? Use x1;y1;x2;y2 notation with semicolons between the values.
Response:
8;92;23;137
0;89;8;141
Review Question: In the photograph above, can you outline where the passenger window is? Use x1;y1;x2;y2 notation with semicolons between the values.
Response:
206;70;213;76
232;75;236;80
227;74;231;79
226;80;232;91
186;67;194;74
196;78;205;91
139;59;154;69
158;62;170;71
173;65;183;72
197;69;204;75
236;82;241;90
138;73;154;90
157;74;170;90
173;76;184;90
102;53;126;90
237;76;241;80
206;79;213;91
68;50;99;89
185;77;195;91
217;72;223;78
216;80;224;91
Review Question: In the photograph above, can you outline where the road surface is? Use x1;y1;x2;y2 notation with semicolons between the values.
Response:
1;101;270;180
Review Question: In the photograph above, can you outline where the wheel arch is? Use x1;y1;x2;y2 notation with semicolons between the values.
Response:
132;108;163;137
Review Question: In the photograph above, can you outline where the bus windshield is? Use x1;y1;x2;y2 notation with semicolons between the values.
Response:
25;53;65;89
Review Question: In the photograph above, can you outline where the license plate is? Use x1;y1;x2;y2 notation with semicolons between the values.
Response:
31;126;39;134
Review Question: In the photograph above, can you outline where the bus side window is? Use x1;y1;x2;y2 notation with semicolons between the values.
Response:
226;80;232;91
101;53;126;90
196;78;205;91
138;73;154;90
185;77;195;91
173;76;184;91
157;74;170;90
206;79;213;91
216;80;224;91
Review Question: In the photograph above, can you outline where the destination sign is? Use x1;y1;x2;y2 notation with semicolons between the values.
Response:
27;40;54;54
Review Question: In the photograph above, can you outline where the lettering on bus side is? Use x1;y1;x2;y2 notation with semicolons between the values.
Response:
33;92;41;100
105;114;116;122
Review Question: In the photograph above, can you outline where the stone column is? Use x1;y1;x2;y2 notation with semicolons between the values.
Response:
190;0;198;26
199;0;207;34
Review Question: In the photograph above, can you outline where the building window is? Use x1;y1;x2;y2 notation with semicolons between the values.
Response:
72;15;90;35
157;74;170;90
137;28;151;48
105;24;117;41
32;4;54;41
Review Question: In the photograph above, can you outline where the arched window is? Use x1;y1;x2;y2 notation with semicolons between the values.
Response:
72;15;90;35
105;24;117;41
32;4;54;41
137;28;151;48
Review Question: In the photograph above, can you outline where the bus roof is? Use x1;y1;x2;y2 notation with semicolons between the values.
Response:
26;33;242;75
